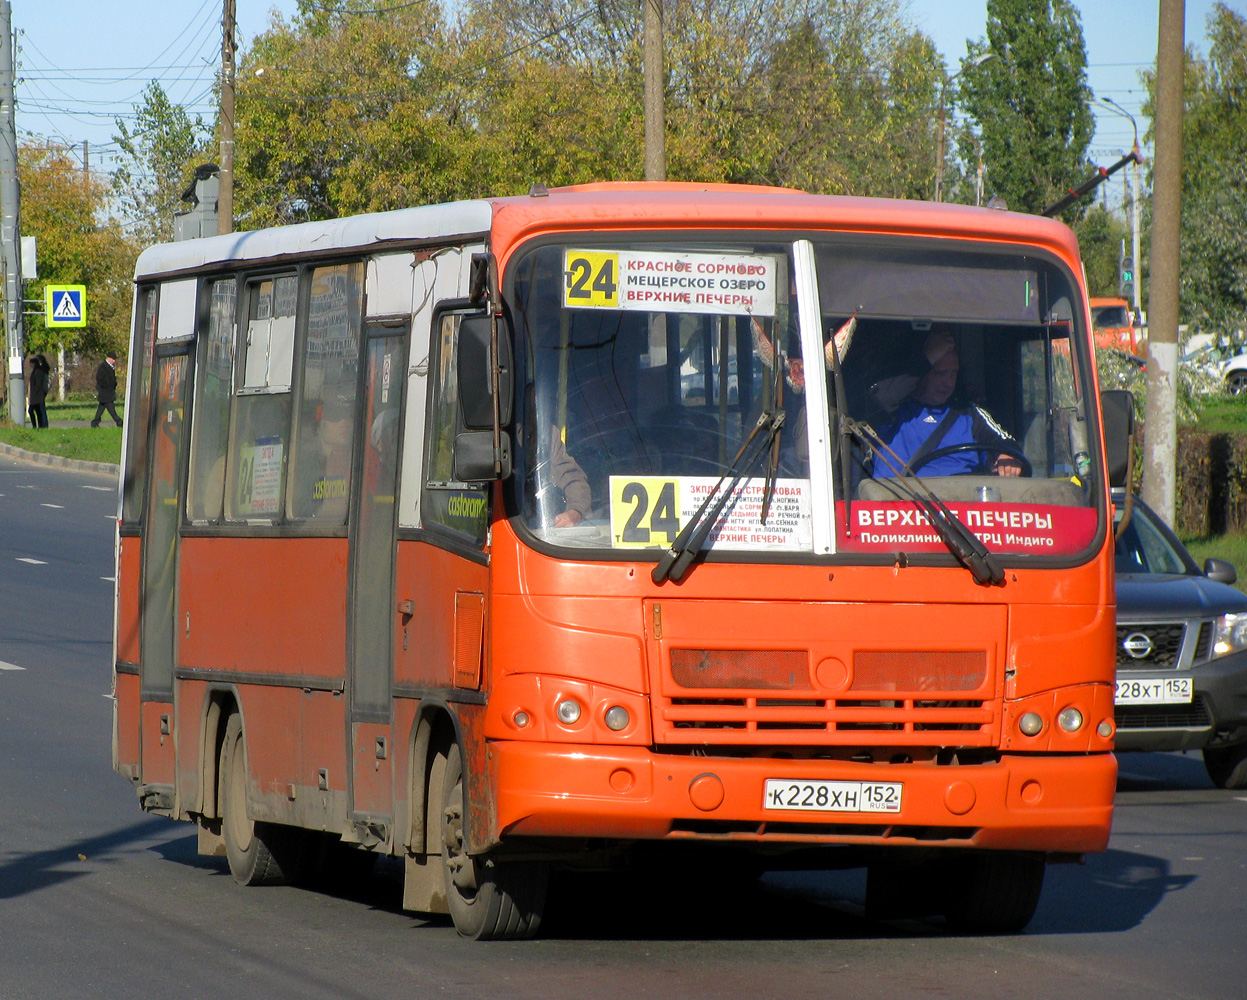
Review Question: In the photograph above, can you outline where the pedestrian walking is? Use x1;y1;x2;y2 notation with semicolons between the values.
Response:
91;355;123;428
27;354;51;429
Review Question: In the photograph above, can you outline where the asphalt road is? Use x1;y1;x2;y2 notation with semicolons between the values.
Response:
1;455;1243;1000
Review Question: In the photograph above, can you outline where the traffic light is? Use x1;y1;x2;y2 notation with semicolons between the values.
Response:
1119;255;1135;299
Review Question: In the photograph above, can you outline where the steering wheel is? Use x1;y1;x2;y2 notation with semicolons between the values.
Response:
910;441;1033;478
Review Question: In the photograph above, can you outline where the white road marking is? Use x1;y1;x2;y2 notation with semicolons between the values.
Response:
0;662;26;671
16;557;47;565
17;485;36;489
82;485;112;492
101;576;115;582
41;503;65;509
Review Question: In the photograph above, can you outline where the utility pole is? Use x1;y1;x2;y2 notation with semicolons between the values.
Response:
1142;0;1184;525
643;0;665;181
218;0;235;235
0;0;24;425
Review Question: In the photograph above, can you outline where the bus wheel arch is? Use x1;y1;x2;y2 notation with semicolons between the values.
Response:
439;741;548;940
400;705;457;915
218;709;297;886
404;706;459;857
197;690;238;822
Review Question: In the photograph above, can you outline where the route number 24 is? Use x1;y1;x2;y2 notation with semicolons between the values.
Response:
616;479;681;546
564;251;619;308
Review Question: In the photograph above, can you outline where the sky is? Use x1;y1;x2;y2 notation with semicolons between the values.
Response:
10;0;1242;213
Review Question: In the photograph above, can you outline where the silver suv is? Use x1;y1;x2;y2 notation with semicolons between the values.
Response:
1113;491;1247;787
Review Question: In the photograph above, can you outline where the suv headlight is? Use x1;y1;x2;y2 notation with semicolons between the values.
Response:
1213;612;1247;657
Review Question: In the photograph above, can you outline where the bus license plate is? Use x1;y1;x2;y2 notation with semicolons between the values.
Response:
1115;676;1193;705
764;779;902;813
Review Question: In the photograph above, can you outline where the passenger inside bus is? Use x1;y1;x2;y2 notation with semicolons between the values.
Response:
543;424;592;527
291;392;355;520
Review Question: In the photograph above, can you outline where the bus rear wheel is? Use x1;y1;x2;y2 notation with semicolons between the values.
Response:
440;743;548;940
942;850;1046;934
219;713;297;886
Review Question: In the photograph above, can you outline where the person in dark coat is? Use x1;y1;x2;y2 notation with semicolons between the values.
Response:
91;355;123;427
27;355;51;429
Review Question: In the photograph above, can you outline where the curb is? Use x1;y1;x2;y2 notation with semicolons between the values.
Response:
0;441;120;478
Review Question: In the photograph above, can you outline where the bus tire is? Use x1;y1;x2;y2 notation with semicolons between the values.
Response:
942;851;1045;934
219;713;292;887
1203;742;1247;789
440;743;547;940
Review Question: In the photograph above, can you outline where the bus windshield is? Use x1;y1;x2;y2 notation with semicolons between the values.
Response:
510;237;1099;561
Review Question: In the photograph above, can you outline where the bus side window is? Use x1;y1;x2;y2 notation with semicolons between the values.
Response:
225;276;296;522
422;312;488;545
121;286;158;524
288;263;364;523
187;278;236;523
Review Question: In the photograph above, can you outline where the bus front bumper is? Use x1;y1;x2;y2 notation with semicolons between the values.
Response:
488;742;1116;854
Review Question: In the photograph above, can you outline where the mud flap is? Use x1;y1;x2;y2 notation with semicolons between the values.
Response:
404;852;450;914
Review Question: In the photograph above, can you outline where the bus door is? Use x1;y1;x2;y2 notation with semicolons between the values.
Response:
139;347;191;793
346;321;408;830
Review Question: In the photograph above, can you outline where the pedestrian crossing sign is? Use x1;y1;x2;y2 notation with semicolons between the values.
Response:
45;284;87;328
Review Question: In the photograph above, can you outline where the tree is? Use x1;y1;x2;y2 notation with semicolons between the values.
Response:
112;82;213;244
227;0;944;224
958;0;1095;218
1076;203;1131;299
20;144;137;361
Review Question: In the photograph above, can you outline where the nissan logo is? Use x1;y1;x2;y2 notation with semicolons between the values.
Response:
1122;632;1155;659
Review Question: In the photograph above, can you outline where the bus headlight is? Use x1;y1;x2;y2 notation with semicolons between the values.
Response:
1213;612;1247;657
555;699;582;725
1018;712;1044;736
1057;707;1084;732
604;706;630;731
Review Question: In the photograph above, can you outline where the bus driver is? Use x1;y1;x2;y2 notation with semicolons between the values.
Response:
871;329;1022;479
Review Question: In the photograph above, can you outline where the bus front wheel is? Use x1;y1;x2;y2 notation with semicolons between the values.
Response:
440;743;548;940
219;713;295;886
942;850;1046;934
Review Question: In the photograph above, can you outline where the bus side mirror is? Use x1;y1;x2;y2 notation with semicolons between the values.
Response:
454;430;512;482
1100;389;1135;488
457;314;513;430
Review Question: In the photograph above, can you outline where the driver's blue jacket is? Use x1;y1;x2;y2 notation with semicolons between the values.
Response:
874;399;1015;479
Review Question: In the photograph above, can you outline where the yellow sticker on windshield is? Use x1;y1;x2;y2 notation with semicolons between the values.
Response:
564;250;620;309
610;477;682;548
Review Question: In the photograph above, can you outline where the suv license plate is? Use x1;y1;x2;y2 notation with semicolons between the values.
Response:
1115;676;1193;705
764;779;902;813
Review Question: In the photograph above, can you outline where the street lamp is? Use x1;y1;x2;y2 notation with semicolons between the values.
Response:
935;51;995;203
1099;97;1143;322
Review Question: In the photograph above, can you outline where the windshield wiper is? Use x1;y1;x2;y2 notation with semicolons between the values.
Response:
652;408;786;585
849;420;1005;587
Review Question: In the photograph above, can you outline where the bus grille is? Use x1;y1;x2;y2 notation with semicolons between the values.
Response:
655;648;995;746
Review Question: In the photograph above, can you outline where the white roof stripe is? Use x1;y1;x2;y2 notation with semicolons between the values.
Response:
134;199;494;279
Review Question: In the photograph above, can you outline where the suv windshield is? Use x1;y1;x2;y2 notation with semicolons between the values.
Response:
1115;498;1196;576
509;237;1100;562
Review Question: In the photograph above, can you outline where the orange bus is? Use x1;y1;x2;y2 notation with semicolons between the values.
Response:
113;183;1122;939
1090;296;1139;354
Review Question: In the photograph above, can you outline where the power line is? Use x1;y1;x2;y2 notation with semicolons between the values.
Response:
303;0;433;13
